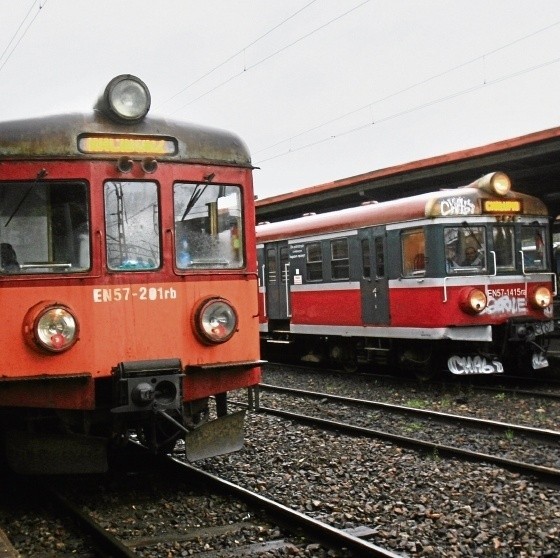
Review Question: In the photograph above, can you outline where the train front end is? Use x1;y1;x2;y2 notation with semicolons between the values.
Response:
0;76;262;474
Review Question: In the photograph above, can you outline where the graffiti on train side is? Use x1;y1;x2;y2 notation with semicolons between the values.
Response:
448;355;504;375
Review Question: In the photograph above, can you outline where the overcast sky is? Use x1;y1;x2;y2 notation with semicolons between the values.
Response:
1;1;560;200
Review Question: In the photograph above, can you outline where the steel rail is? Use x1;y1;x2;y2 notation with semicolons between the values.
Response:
260;383;560;441
41;483;137;558
256;405;560;485
161;454;402;558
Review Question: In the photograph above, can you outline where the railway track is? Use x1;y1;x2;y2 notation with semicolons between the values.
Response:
3;443;402;558
256;383;560;484
265;361;560;400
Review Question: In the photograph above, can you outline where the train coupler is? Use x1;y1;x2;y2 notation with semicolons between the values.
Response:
111;358;184;414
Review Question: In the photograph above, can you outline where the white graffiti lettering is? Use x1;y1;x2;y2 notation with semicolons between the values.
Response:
448;355;504;375
439;196;476;216
532;352;549;369
483;294;527;316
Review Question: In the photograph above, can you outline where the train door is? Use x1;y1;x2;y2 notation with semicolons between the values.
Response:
358;227;389;324
263;241;291;320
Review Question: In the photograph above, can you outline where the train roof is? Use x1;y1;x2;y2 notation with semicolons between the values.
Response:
0;111;252;167
256;180;549;243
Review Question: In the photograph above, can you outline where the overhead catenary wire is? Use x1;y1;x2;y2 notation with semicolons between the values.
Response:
156;0;321;110
0;0;49;74
255;54;560;165
254;19;560;157
166;0;372;115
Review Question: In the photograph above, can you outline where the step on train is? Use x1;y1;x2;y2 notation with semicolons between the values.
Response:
257;172;556;377
0;75;262;474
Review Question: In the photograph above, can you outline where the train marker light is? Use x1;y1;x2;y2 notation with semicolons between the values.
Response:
103;74;151;122
117;156;134;173
141;157;158;173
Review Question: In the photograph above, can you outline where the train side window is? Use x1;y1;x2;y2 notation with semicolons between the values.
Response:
266;248;277;283
402;229;425;277
174;182;244;269
330;238;349;280
361;239;371;279
280;246;289;283
105;181;160;271
521;225;547;270
0;181;90;274
306;242;323;282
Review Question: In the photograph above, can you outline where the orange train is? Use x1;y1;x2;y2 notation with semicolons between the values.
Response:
0;75;262;474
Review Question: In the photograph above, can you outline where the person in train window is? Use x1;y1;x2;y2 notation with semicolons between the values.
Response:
446;246;459;271
461;247;483;266
0;243;20;272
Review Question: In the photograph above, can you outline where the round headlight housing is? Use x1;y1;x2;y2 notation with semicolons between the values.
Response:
104;74;151;122
193;297;238;345
471;172;511;196
23;302;79;353
459;288;487;314
530;286;552;309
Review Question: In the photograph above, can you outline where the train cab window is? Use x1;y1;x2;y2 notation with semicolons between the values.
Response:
402;229;426;277
0;181;90;274
174;183;244;269
105;181;160;271
330;238;349;280
306;242;323;282
521;225;547;271
444;225;486;274
492;225;515;270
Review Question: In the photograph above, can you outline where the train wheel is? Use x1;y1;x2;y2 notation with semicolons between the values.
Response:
330;341;359;373
399;344;437;381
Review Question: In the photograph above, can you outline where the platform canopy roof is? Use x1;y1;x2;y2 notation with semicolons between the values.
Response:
255;126;560;224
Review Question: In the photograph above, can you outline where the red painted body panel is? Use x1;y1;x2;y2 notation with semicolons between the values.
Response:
0;160;261;410
291;290;361;325
285;282;550;328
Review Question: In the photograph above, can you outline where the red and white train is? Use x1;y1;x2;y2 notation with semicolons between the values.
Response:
257;172;556;377
0;75;261;474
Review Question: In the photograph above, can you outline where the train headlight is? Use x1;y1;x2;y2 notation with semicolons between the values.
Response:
193;297;238;344
459;288;487;314
23;302;79;353
472;172;511;196
529;286;552;309
103;74;151;122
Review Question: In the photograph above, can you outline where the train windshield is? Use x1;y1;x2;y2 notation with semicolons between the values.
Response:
104;181;160;270
444;226;487;273
520;225;548;270
0;181;90;274
444;223;548;275
173;182;243;269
